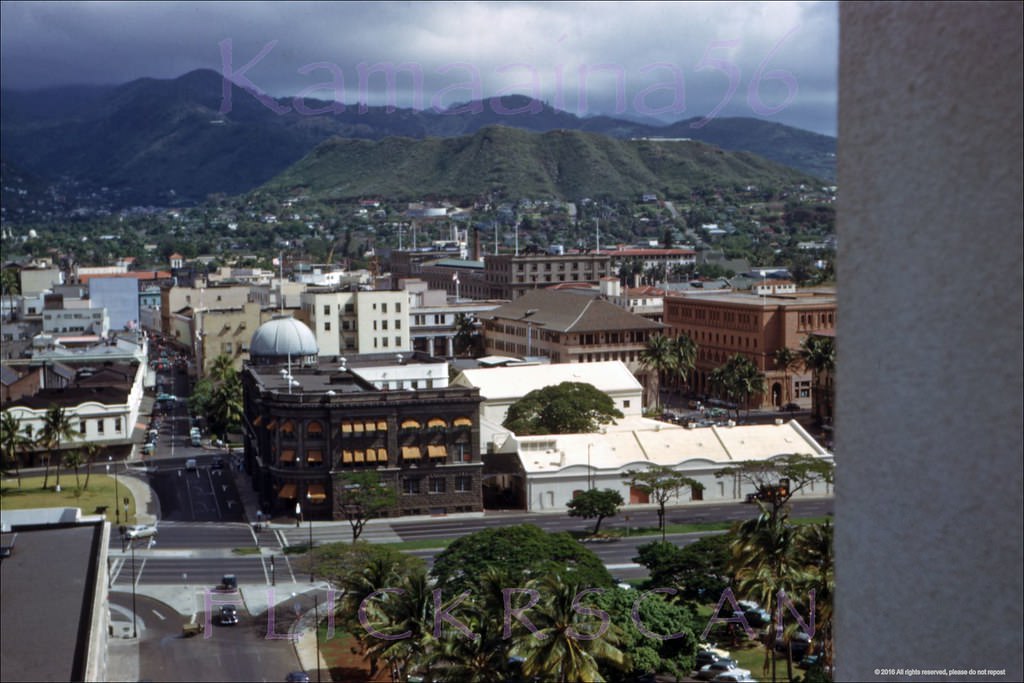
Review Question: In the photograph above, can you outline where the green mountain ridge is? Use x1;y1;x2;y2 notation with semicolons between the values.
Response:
263;126;818;202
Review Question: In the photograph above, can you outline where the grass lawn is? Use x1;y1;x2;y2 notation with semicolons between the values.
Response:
0;474;138;523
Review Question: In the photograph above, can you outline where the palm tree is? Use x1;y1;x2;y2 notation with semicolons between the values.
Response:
639;334;676;411
709;354;765;418
670;334;698;393
800;335;836;421
208;353;236;384
1;411;32;486
63;449;85;489
795;520;834;672
40;404;76;490
772;347;800;406
453;313;480;358
730;512;804;683
0;267;19;322
208;373;243;442
515;573;626;683
82;443;101;490
362;568;435;683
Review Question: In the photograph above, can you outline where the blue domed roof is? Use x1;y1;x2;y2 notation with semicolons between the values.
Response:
249;316;318;359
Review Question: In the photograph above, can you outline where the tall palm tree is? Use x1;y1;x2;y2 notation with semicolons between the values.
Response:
670;334;698;393
82;443;101;490
1;411;34;487
800;335;836;421
772;347;800;406
640;334;676;411
208;353;236;384
730;512;803;683
709;354;765;418
362;568;436;683
209;373;243;442
339;552;406;677
0;268;19;322
795;520;834;672
515;574;626;683
63;449;85;489
40;404;76;490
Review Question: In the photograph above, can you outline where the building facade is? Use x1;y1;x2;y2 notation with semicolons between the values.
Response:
662;288;837;409
241;317;484;520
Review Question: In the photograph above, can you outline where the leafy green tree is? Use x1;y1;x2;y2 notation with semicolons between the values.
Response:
431;524;613;595
503;382;623;436
633;534;733;603
208;373;243;441
334;470;399;543
622;465;703;542
567;488;624;535
800;334;836;421
0;268;19;321
40;404;76;490
670;334;698;393
594;586;700;681
714;453;835;522
81;443;101;490
453;313;482;357
362;567;436;683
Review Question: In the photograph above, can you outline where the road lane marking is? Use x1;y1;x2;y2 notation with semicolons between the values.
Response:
152;609;166;621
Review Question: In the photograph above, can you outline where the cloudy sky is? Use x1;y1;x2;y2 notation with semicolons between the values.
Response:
1;1;837;135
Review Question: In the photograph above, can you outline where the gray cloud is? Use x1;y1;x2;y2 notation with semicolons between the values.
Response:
1;1;837;134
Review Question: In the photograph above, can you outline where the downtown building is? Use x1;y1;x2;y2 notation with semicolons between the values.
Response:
240;316;484;520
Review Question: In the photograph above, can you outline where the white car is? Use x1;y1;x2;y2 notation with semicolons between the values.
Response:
712;672;758;683
125;524;158;540
185;458;197;471
697;663;751;681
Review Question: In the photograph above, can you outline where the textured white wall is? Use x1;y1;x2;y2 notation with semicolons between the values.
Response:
837;3;1023;681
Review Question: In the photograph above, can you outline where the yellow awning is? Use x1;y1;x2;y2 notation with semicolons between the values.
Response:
307;449;323;463
354;450;365;463
280;449;296;463
341;422;352;433
377;420;388;431
401;419;421;429
402;446;422;460
278;483;297;499
353;422;364;433
427;417;447;428
364;421;376;432
281;420;294;433
308;422;322;434
307;483;327;502
375;448;388;462
342;450;353;463
364;449;376;463
453;417;472;427
428;444;447;458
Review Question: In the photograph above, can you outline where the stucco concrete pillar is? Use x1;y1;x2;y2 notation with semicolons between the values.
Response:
837;3;1022;680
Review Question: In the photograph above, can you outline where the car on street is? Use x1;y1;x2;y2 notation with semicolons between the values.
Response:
696;662;750;681
125;524;158;540
211;456;224;469
711;672;758;683
218;605;239;625
285;673;311;683
157;393;176;402
185;458;197;471
696;651;734;668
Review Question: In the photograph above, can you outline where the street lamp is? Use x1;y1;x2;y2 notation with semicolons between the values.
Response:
129;537;138;639
108;456;120;524
306;493;314;584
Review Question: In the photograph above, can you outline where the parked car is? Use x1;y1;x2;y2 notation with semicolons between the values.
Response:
285;673;311;683
218;605;239;625
711;672;758;683
211;456;224;470
185;458;197;471
696;651;734;668
696;662;750;681
125;524;158;540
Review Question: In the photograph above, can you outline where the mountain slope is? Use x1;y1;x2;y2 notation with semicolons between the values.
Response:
0;69;835;205
262;126;817;201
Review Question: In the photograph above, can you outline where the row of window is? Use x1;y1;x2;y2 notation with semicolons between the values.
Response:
402;475;473;494
78;417;122;435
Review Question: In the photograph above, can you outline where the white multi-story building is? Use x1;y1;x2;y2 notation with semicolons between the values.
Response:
301;288;411;356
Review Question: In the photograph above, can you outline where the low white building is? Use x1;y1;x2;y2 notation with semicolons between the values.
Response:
452;360;644;454
513;415;832;511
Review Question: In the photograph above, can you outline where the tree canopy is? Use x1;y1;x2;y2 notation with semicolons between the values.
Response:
502;381;623;435
430;524;613;594
567;488;625;535
334;470;399;543
622;465;703;541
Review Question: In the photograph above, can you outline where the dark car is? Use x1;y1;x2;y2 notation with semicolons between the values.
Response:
211;456;224;470
285;673;311;683
218;605;239;625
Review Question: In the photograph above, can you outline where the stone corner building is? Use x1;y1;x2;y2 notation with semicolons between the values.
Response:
241;316;483;520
